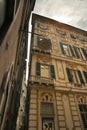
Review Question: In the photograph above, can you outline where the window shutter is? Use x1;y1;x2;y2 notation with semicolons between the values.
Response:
48;39;52;50
83;71;87;82
69;45;75;57
37;36;40;47
81;48;87;59
60;42;65;54
36;62;40;76
66;68;73;82
77;70;84;84
73;46;80;58
50;65;56;78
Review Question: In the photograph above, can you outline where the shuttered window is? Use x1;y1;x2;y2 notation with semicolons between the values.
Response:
73;46;80;58
60;42;65;54
81;48;87;60
50;65;56;79
36;62;40;76
69;45;76;57
83;71;87;82
77;70;84;84
66;68;73;82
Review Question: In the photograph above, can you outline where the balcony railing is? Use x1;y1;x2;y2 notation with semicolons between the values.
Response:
32;46;51;54
29;75;54;85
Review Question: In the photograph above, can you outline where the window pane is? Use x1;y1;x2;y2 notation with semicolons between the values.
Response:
83;105;87;112
36;62;40;76
79;105;84;112
41;102;54;115
79;104;87;128
50;65;56;79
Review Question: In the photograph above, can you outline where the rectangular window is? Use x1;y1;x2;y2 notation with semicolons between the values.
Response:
60;43;70;56
50;65;56;79
66;68;84;84
41;102;54;115
36;63;56;79
36;62;40;76
79;104;87;129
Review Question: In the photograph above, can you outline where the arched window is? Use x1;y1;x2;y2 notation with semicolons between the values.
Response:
40;93;55;130
78;96;87;129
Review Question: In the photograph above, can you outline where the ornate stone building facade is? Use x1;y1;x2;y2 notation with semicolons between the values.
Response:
29;14;87;130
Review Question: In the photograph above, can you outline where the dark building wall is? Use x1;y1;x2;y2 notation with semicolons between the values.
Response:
0;0;24;87
0;0;36;130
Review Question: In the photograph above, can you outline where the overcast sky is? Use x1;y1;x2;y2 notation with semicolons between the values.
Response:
33;0;87;31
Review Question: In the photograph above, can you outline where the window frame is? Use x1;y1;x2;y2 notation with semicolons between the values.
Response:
79;104;87;129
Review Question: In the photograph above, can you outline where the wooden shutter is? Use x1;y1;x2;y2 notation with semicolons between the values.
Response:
83;71;87;82
81;48;87;59
69;45;75;57
73;46;80;58
50;65;56;78
36;62;40;76
77;70;84;84
66;68;73;82
60;42;65;54
48;39;52;50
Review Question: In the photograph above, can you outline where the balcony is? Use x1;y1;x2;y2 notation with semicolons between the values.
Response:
32;45;51;55
29;75;54;85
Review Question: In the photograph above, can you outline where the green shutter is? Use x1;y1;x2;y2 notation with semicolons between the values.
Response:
83;71;87;82
77;70;84;84
50;65;56;78
48;39;52;50
73;46;80;58
36;62;40;76
81;48;87;59
69;45;75;57
37;36;40;47
66;68;73;82
60;42;65;54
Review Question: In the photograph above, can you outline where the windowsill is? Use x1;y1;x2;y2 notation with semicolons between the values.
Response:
52;53;87;65
67;82;86;89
